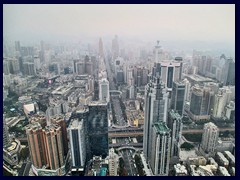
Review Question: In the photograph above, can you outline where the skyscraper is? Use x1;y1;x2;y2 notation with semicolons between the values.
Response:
3;60;10;75
112;35;119;60
99;78;110;103
150;122;171;176
88;101;108;158
15;41;21;52
189;85;214;121
153;40;163;62
99;38;104;58
171;81;186;116
201;122;219;154
168;110;182;157
143;62;169;161
224;58;235;86
212;90;227;118
68;119;86;170
159;61;182;89
23;62;36;76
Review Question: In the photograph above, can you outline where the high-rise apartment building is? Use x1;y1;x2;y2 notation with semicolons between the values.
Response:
25;122;48;168
43;124;65;173
150;122;171;176
201;122;219;153
68;119;86;170
51;115;68;156
99;78;110;103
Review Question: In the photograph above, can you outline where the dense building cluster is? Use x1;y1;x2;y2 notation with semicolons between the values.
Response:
3;37;235;176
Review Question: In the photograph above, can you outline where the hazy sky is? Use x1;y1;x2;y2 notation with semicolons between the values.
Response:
4;4;235;48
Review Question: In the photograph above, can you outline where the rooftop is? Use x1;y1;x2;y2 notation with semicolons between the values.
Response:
153;121;170;134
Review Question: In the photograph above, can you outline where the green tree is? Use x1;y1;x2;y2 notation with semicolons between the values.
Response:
180;142;194;151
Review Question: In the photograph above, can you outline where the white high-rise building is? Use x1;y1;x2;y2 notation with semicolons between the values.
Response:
108;148;119;176
68;119;86;170
153;40;163;62
99;78;110;103
150;122;171;176
143;62;169;162
201;122;219;153
213;90;227;118
182;78;191;102
129;85;135;99
160;60;182;90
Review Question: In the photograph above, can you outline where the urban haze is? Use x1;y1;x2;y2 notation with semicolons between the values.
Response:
3;4;235;176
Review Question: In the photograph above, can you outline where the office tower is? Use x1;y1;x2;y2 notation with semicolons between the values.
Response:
160;61;182;89
168;110;182;157
225;101;235;120
76;61;85;75
85;60;93;75
134;66;149;87
224;58;235;86
15;41;21;52
150;122;171;176
68;119;86;170
116;70;124;84
143;62;169;161
99;78;110;103
182;78;191;102
49;62;60;75
8;58;20;74
201;122;219;153
3;60;10;75
71;106;90;159
129;85;135;99
213;90;227;118
88;102;108;158
174;57;183;80
23;62;35;76
43;124;65;174
72;59;80;74
25;122;48;168
51;116;68;156
127;67;134;86
153;40;163;62
3;115;10;147
189;85;214;121
171;81;185;116
99;38;104;58
112;35;119;60
18;56;24;73
108;148;119;176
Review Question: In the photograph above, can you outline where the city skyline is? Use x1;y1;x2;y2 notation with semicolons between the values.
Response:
3;4;235;54
3;3;235;177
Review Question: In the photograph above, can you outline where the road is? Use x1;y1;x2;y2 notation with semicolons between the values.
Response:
120;149;138;176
